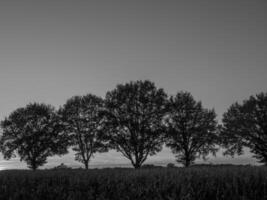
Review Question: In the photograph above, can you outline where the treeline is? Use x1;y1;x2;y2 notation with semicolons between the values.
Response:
0;80;266;170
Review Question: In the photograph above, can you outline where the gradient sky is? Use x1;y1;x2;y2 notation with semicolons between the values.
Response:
0;0;266;169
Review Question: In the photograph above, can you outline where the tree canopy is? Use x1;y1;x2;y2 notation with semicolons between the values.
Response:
0;103;68;170
164;92;218;167
221;92;267;164
103;80;168;168
59;94;108;169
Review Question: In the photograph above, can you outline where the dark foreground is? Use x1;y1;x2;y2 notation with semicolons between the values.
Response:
0;166;266;200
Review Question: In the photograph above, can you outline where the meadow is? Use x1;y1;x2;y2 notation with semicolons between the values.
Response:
0;166;266;200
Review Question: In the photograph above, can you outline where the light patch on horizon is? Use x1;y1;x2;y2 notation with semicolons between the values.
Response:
0;147;260;170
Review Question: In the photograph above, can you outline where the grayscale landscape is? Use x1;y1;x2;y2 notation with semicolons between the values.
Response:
0;0;266;199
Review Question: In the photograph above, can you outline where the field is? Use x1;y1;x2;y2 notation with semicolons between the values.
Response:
0;166;266;200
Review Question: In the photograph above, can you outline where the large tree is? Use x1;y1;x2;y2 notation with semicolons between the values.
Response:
220;92;267;164
0;103;68;170
164;92;218;167
59;94;108;169
103;80;168;169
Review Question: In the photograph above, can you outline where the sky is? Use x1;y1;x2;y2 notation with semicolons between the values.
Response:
0;0;266;169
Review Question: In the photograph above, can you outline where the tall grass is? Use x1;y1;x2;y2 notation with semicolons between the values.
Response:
0;166;266;200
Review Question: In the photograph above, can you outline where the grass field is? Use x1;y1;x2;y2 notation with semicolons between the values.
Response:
0;166;266;200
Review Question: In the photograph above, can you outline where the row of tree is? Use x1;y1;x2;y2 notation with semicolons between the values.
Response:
0;80;266;170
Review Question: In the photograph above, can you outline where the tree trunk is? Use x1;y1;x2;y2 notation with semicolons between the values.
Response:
31;160;37;171
184;154;191;167
84;162;89;170
184;160;190;167
133;162;141;169
184;150;191;167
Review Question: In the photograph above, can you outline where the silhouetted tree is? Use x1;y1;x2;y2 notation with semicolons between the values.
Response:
220;92;267;164
0;103;68;170
164;92;218;167
103;80;168;169
59;94;108;169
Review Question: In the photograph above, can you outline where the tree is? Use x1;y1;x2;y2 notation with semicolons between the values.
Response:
0;103;68;170
59;94;108;169
220;92;267;164
103;80;168;169
164;92;218;167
